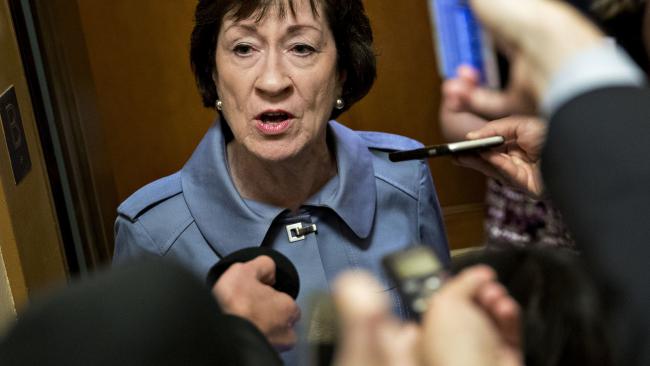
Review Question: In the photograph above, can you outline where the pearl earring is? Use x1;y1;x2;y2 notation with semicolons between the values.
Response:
335;98;345;110
215;99;223;111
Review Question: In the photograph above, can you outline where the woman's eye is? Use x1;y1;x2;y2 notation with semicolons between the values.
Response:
233;44;254;56
291;44;316;56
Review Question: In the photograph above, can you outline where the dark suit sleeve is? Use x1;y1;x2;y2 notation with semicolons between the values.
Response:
542;86;650;365
0;259;282;366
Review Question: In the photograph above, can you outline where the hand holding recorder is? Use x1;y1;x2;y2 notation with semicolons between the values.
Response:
331;263;522;366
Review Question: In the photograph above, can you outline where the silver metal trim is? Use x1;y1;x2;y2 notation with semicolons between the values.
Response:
286;223;306;242
448;136;504;152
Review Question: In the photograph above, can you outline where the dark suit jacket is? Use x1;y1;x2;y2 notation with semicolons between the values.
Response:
542;86;650;366
0;259;282;366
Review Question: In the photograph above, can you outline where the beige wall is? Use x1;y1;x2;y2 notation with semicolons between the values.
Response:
0;0;68;332
76;1;213;200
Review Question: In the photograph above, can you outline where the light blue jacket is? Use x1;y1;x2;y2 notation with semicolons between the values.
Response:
114;120;449;362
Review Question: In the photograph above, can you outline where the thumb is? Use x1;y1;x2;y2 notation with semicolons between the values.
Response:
440;265;496;299
332;271;390;325
466;117;521;140
245;255;277;286
466;87;515;120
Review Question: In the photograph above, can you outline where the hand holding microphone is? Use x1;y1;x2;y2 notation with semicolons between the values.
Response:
208;248;301;351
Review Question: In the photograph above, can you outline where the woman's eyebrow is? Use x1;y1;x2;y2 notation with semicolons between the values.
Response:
223;23;258;35
222;22;323;41
286;24;322;36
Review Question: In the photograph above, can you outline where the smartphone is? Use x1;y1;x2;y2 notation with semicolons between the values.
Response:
389;135;504;162
382;245;449;320
427;0;500;87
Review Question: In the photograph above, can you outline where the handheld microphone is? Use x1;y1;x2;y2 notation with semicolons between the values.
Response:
206;247;300;300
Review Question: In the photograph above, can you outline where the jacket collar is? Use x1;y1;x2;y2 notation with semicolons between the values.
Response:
304;121;376;238
181;120;376;256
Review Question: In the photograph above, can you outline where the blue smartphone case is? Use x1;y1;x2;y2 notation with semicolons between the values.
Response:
428;0;499;87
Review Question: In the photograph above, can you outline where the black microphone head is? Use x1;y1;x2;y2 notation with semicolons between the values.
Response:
206;247;300;300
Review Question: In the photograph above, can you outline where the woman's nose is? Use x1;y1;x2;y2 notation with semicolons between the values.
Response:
255;53;291;97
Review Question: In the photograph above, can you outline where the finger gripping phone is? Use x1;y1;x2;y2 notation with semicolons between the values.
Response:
382;245;449;320
389;135;504;162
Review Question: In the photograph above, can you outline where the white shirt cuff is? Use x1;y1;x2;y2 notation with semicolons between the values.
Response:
541;38;646;117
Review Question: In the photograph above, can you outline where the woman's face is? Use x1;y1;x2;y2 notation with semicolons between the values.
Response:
215;1;342;162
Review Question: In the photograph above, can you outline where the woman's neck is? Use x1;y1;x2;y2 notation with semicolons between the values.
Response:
226;137;337;212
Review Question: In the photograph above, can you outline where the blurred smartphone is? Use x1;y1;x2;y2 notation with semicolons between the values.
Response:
382;245;449;320
428;0;500;87
389;135;504;162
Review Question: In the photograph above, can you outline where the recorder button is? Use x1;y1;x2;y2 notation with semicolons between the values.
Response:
403;279;420;294
412;298;428;313
424;277;441;291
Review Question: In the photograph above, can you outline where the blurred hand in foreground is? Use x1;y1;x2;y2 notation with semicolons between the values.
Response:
422;266;522;366
332;266;522;366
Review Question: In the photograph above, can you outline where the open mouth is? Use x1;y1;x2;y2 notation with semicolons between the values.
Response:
256;110;294;123
254;110;295;135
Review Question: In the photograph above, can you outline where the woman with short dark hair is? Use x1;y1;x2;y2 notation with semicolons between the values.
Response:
190;0;377;119
113;1;449;362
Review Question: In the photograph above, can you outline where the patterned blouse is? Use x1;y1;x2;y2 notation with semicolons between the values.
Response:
484;179;575;250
